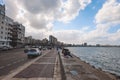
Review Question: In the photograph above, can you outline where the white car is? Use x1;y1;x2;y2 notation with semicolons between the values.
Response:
1;46;9;51
24;48;42;58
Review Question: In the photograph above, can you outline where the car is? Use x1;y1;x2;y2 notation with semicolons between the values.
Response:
1;46;9;51
0;46;14;51
8;46;13;50
42;47;47;50
24;48;42;58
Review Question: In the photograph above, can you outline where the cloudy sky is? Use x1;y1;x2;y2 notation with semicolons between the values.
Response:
1;0;120;45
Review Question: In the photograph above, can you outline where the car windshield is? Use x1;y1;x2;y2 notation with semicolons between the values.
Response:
29;49;36;52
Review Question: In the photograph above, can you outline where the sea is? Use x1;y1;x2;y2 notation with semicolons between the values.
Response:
67;47;120;76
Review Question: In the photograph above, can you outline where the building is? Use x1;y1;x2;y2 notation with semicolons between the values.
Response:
83;43;87;46
42;38;48;44
24;36;42;46
0;4;9;48
49;35;57;46
11;22;25;47
4;16;13;47
0;4;25;48
24;36;33;45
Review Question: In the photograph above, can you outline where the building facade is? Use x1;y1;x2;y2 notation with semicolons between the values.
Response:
11;22;25;47
49;35;58;46
0;4;9;48
4;16;13;47
0;4;25;48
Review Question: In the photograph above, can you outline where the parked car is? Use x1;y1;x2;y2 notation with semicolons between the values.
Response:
42;47;47;50
1;46;9;51
8;46;13;50
0;47;2;51
0;46;14;51
24;48;42;58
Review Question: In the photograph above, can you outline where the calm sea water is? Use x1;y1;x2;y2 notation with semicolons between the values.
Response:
67;47;120;76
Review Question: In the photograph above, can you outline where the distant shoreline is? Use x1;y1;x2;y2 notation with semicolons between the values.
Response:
65;46;120;47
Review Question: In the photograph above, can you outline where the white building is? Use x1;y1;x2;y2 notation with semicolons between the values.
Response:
0;4;9;47
5;16;14;46
49;35;57;45
0;4;25;48
12;22;25;47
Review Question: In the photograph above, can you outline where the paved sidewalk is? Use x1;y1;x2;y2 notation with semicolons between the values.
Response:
1;49;61;80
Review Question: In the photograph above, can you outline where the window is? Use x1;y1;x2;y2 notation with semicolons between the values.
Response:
6;32;8;35
2;42;4;45
1;26;3;29
2;21;4;24
1;31;3;34
2;17;4;19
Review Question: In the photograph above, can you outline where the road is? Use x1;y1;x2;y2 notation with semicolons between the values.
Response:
0;48;30;76
0;48;59;80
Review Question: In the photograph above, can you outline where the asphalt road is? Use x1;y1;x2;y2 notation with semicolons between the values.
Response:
0;48;31;76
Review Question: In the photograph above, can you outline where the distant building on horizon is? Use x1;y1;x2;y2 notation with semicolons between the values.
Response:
83;43;87;46
49;35;57;46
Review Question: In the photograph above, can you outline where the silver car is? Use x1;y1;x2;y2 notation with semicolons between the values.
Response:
25;48;42;58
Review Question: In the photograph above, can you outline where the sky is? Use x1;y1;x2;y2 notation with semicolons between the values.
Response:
1;0;120;45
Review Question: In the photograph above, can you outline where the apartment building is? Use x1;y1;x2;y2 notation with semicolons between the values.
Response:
0;4;9;48
24;36;42;46
49;35;58;45
0;4;25;48
4;16;13;47
12;22;25;47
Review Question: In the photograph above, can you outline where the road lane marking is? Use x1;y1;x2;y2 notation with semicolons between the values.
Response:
0;66;5;69
13;62;17;64
33;62;55;64
21;59;25;61
7;64;12;66
12;59;26;65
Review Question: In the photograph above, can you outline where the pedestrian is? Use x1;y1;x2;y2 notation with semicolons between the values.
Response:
66;49;73;58
62;48;73;58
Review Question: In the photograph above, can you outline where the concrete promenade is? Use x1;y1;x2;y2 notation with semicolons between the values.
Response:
59;51;118;80
1;48;119;80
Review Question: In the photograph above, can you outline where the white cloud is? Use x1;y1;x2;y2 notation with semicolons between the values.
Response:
4;0;91;29
53;30;83;43
108;29;120;41
53;0;120;45
57;0;91;23
4;0;18;19
3;0;120;45
93;0;120;44
4;0;91;40
95;0;120;25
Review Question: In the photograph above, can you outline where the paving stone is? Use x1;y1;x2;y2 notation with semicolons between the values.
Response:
14;64;54;78
28;78;38;80
36;58;56;63
37;78;46;80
